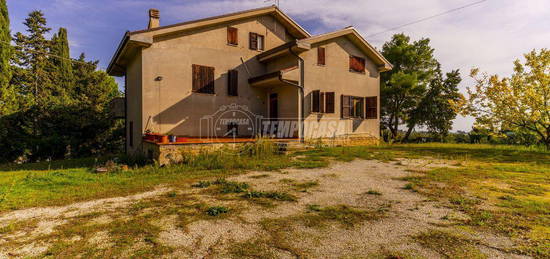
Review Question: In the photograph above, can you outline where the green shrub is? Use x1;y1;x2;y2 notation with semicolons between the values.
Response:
243;191;296;201
206;206;229;216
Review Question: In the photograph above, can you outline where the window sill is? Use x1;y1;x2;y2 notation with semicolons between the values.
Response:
227;43;238;47
349;70;366;74
317;64;326;67
192;92;216;96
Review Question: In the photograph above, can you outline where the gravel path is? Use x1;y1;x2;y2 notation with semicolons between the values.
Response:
0;159;530;259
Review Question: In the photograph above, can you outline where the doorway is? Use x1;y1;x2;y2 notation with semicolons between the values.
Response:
269;93;278;119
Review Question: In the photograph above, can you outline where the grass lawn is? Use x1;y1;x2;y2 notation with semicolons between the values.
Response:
1;143;548;257
0;146;328;212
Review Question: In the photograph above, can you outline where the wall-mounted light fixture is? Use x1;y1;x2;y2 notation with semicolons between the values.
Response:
155;76;163;81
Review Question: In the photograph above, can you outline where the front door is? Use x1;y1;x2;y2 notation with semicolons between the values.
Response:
269;93;278;119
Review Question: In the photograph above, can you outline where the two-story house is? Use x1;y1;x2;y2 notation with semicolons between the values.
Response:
107;6;392;154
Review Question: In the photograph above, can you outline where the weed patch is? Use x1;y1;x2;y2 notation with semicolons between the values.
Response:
366;190;382;196
206;206;229;216
414;230;485;258
302;204;386;228
243;191;296;202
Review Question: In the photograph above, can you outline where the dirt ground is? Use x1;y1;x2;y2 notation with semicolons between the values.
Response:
0;159;531;258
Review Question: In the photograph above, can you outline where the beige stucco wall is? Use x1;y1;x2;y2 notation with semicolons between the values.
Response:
129;15;295;147
301;37;380;139
124;14;382;152
126;52;143;153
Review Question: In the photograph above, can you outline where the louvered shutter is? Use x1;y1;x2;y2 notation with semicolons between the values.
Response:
205;66;215;94
228;70;238;96
312;90;320;113
341;95;351;118
350;56;366;72
366;97;377;119
192;64;200;92
357;57;365;72
227;27;238;45
249;32;258;50
325;92;335;113
193;64;215;94
317;47;326;65
358;97;365;118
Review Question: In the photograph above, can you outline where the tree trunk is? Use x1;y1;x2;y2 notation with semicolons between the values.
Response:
392;115;399;139
402;125;415;143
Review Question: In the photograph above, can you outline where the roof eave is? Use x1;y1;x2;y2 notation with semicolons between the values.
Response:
256;40;311;62
107;32;130;76
300;27;393;72
128;5;310;40
107;33;153;77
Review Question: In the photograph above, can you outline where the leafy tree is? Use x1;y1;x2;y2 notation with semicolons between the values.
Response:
72;53;119;108
0;9;124;162
406;66;464;140
0;0;16;116
467;49;550;147
49;27;74;96
380;34;439;140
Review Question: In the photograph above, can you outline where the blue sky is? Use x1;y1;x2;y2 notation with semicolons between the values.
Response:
6;0;550;131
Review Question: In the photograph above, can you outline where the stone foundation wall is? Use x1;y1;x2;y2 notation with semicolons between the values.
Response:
143;134;379;165
305;134;380;147
143;141;251;165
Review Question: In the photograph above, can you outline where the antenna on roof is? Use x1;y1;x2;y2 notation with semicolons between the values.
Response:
264;0;280;8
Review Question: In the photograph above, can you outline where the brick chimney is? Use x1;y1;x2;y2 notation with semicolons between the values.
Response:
148;9;160;29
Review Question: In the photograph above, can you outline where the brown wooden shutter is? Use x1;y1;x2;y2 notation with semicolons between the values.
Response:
228;70;238;96
227;27;238;45
349;56;365;72
358;97;365;118
192;64;200;92
366;96;377;119
341;95;351;118
258;35;265;50
312;90;320;113
317;47;326;65
325;92;335;113
193;64;215;94
205;66;214;94
249;32;258;50
358;57;365;72
320;92;325;113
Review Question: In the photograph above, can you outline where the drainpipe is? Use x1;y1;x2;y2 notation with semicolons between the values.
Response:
286;46;305;143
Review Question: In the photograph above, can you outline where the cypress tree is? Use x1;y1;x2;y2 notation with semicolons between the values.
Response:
12;10;64;108
0;0;16;116
50;27;74;99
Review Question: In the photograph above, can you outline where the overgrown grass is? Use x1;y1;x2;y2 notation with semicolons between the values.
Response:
414;230;486;258
0;142;306;212
1;143;548;257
